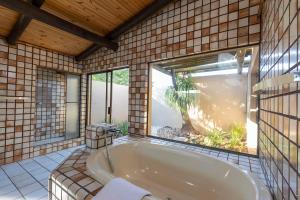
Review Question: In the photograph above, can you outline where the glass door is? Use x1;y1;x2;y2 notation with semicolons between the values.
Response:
111;68;129;134
90;72;111;124
89;68;129;130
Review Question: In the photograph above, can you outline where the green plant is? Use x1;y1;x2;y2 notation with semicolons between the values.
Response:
92;69;129;86
117;121;129;136
226;123;246;150
165;73;197;135
203;128;225;147
165;73;197;116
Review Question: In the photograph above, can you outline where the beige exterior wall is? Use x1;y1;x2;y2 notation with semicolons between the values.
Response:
189;73;248;134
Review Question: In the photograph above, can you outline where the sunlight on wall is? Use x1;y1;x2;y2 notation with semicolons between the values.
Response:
189;73;247;134
246;118;258;153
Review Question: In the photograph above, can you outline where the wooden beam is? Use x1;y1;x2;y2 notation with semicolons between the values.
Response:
76;0;172;61
7;0;45;45
75;44;100;61
0;0;118;50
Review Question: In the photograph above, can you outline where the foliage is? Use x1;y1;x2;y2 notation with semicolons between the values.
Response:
116;121;129;136
165;73;197;116
226;123;246;150
92;69;129;86
203;129;225;147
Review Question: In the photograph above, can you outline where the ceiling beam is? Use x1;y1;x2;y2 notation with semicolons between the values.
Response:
76;0;173;61
7;0;45;45
0;0;118;50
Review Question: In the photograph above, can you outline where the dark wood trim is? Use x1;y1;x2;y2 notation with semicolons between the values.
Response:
1;0;118;50
76;0;173;61
7;0;45;45
75;44;100;61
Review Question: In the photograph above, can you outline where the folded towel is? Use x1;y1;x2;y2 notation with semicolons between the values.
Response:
92;178;151;200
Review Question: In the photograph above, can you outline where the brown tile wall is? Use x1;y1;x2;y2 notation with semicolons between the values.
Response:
259;0;299;199
0;38;87;165
82;0;262;136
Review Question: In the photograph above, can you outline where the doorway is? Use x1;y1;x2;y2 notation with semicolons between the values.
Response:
88;68;129;133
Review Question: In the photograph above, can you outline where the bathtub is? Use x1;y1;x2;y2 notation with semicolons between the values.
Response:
87;142;271;200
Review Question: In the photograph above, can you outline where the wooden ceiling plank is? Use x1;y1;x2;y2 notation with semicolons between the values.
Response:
0;0;118;50
107;0;172;39
76;0;172;61
7;0;45;45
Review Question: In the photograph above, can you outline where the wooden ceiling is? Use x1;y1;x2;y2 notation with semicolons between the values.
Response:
0;0;153;56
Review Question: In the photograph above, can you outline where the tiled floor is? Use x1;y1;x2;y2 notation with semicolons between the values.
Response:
0;136;267;200
0;146;83;200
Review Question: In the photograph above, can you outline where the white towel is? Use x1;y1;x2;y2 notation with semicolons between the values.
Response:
93;178;151;200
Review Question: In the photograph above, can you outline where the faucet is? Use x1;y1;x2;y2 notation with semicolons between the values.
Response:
96;124;115;173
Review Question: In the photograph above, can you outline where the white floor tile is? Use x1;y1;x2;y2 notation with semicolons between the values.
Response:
1;163;26;177
0;183;17;196
24;188;47;200
19;182;43;196
0;189;23;200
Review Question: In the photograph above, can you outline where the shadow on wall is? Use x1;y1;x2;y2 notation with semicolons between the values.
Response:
152;98;183;131
189;73;247;134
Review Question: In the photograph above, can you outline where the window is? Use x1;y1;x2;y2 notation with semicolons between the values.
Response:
65;74;80;139
148;47;259;155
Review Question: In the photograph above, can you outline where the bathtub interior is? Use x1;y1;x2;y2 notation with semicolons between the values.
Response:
87;142;267;200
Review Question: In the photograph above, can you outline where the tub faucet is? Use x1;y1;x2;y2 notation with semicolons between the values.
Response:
96;124;115;173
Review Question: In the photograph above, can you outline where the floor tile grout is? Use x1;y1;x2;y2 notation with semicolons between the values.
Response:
0;165;26;200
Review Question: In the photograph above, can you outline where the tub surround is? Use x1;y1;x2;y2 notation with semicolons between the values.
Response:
85;125;113;149
49;136;266;200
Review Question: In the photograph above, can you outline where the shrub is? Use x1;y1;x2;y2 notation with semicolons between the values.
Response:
117;121;129;136
226;123;246;150
203;128;225;147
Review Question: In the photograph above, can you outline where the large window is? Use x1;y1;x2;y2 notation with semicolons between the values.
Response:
148;47;259;155
88;68;129;135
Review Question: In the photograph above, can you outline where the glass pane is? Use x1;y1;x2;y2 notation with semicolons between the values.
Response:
149;47;259;155
111;68;129;135
67;74;80;102
107;72;111;122
65;103;79;139
90;73;107;124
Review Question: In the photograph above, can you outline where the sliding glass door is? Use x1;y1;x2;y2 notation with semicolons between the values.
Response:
90;72;111;124
89;68;129;134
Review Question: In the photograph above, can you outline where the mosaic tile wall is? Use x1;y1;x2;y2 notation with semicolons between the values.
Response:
258;0;299;199
36;68;66;141
0;38;87;165
83;0;262;136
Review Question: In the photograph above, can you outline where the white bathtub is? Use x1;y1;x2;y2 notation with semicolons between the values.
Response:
87;142;271;200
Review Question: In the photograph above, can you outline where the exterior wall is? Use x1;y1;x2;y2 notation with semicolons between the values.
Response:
0;38;87;165
90;81;129;124
83;0;262;136
190;73;248;133
259;0;299;199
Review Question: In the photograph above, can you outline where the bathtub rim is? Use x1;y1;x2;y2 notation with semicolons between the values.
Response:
87;141;271;200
